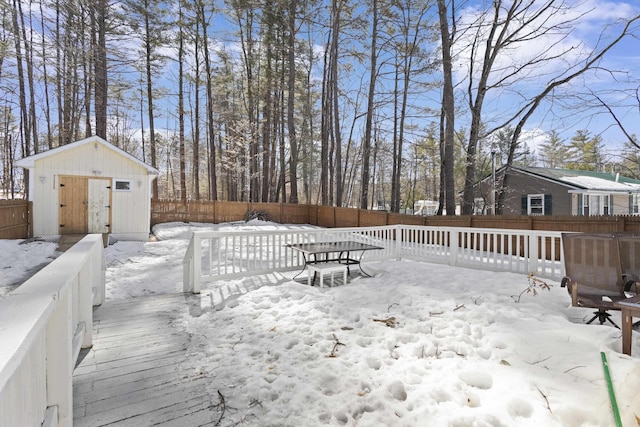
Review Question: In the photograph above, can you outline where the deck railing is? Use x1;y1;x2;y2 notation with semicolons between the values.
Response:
0;235;106;427
183;225;565;293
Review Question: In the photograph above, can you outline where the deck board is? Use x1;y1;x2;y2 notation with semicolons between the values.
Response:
73;293;219;426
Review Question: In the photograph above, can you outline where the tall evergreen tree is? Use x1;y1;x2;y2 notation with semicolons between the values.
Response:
539;130;569;169
566;130;606;171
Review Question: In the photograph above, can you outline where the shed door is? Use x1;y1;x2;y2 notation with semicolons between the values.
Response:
59;176;88;234
88;179;111;233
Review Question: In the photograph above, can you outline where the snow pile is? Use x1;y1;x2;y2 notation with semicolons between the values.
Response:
0;238;59;297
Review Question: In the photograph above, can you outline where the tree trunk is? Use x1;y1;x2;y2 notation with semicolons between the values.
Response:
10;0;30;157
196;0;217;200
94;0;108;139
178;5;187;201
144;0;159;198
437;0;456;215
360;0;378;210
39;0;53;149
193;18;201;200
287;0;299;204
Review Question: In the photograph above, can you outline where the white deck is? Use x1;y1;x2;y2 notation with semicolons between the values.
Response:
73;293;221;426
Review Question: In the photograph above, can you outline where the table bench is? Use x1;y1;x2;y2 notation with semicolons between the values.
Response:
307;263;348;287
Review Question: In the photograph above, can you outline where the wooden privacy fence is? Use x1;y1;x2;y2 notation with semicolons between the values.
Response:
0;200;31;239
151;199;309;226
152;199;640;233
3;199;640;240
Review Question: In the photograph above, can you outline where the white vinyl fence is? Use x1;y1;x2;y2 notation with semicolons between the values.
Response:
0;235;106;427
184;225;565;293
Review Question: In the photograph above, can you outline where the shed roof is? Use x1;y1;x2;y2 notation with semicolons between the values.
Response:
16;135;159;175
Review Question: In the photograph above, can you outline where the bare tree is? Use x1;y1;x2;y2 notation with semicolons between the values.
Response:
177;2;187;201
287;0;299;204
124;0;169;199
495;12;640;212
194;0;218;200
93;0;108;139
437;0;456;215
360;0;379;209
10;0;30;158
457;1;640;214
387;0;433;213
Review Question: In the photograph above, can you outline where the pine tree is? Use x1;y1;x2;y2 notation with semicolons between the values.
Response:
566;130;606;171
539;130;569;169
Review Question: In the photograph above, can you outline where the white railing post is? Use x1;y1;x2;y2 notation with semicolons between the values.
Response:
193;233;202;294
449;230;459;266
395;225;402;260
77;261;92;349
92;240;106;306
528;233;539;275
45;286;73;427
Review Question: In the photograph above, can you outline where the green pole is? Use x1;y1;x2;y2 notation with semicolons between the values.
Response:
601;351;623;427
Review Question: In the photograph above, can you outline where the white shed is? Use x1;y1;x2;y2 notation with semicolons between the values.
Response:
16;135;159;242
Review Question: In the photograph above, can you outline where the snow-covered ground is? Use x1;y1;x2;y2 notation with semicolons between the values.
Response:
2;221;640;426
0;238;59;297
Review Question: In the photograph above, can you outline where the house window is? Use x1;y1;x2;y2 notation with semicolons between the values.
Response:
632;194;640;215
114;179;132;192
528;194;544;215
581;194;611;216
521;194;552;215
582;195;589;216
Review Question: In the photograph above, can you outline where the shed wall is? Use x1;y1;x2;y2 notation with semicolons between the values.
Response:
30;142;152;240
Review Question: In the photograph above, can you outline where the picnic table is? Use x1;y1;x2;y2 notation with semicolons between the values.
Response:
285;241;383;283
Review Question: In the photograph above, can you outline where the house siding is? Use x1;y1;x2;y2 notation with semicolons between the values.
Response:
479;169;573;215
476;167;639;216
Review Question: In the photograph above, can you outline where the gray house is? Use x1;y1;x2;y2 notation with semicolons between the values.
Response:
475;166;640;216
